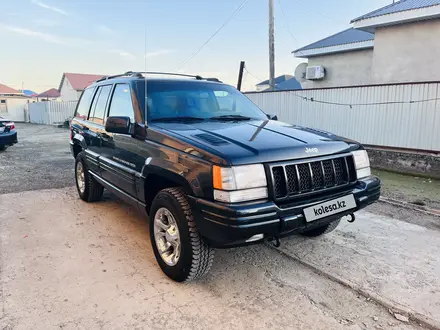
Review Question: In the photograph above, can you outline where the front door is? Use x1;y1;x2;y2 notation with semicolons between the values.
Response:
100;83;144;198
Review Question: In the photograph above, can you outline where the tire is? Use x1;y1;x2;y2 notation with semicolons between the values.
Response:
150;187;214;282
301;219;341;237
0;145;7;151
75;152;104;202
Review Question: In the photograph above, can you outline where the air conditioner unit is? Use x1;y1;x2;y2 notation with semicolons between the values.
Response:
306;65;325;80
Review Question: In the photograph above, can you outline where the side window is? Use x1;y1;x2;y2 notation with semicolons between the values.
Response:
108;84;134;122
75;87;94;120
90;85;112;125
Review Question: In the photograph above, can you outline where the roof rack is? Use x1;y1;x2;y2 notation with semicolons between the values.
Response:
95;71;222;83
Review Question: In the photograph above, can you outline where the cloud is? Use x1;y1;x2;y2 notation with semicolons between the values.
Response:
33;18;58;27
7;13;18;16
110;50;136;60
31;0;68;15
96;25;114;36
2;24;65;44
145;49;174;58
1;24;89;46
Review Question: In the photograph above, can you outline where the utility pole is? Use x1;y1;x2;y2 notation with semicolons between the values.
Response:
237;61;245;91
269;0;275;90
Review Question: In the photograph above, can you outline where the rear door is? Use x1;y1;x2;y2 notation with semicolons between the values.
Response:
72;87;101;171
85;84;113;176
99;83;140;197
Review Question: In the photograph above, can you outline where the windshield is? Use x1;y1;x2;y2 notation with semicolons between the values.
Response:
146;81;267;122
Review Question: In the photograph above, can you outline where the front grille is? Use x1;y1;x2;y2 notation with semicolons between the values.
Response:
270;154;357;200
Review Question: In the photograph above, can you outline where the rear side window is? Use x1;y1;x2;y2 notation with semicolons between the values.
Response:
108;84;134;122
75;87;94;120
90;85;112;125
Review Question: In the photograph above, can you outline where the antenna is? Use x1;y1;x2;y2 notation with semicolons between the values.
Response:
144;26;147;125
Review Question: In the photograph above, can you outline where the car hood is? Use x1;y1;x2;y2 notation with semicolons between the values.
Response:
152;119;360;165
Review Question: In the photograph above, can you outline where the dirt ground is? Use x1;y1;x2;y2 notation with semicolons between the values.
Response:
373;169;440;211
0;124;73;194
0;124;439;329
0;189;427;330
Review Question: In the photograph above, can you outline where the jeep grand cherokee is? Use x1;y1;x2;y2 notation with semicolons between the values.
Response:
70;72;380;282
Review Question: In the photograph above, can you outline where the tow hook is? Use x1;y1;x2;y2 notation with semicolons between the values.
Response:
269;236;281;248
346;213;356;223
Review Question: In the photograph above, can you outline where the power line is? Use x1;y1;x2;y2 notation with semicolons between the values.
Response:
276;0;298;46
243;66;265;84
245;64;440;107
177;0;250;71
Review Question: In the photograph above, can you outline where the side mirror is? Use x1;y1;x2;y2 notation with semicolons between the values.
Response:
105;116;131;134
266;114;278;121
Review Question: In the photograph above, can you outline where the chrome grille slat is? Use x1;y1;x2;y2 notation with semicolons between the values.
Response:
331;159;337;186
308;163;314;190
283;165;290;195
269;155;356;201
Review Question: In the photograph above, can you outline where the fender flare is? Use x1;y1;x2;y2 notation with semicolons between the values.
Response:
143;164;195;196
72;133;87;151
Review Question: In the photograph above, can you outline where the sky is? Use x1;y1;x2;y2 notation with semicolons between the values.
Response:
0;0;391;93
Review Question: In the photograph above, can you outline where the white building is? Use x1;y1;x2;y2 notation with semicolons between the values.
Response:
0;83;30;122
293;0;440;88
58;72;105;101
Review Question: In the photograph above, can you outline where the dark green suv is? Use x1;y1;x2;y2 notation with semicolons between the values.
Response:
70;72;380;282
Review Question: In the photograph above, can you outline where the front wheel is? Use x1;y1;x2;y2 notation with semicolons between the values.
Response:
301;219;341;237
0;145;7;151
150;187;214;282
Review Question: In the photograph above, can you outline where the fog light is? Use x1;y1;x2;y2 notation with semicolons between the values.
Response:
245;234;264;243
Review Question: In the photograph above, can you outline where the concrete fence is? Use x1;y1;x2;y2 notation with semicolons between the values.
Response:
245;82;440;152
29;101;77;125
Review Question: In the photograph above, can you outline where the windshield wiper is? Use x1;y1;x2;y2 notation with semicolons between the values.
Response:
150;116;206;122
209;115;251;121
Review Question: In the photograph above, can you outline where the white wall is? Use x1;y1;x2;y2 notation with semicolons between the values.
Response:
29;101;77;125
0;97;29;122
371;20;440;84
60;78;82;102
245;82;440;151
302;49;373;89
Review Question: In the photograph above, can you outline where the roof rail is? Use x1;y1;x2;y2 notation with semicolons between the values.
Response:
95;71;134;83
94;71;222;83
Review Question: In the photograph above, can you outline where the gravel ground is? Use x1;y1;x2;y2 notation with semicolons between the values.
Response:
0;123;73;194
0;123;438;329
0;188;425;330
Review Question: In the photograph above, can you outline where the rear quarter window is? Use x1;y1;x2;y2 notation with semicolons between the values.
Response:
75;87;95;120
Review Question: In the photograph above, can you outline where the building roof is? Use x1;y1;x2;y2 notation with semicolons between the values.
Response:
273;78;302;91
20;89;37;96
294;28;374;54
256;74;293;86
59;72;106;91
351;0;440;23
0;83;21;95
38;88;61;98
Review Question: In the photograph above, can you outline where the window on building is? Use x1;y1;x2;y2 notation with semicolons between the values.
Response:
74;87;95;120
0;99;7;113
89;85;112;125
108;84;134;122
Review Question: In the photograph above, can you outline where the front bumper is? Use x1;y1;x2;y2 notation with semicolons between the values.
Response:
0;131;18;146
189;176;381;248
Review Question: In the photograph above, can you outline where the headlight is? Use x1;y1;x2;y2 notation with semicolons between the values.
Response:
351;150;371;179
213;164;268;202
